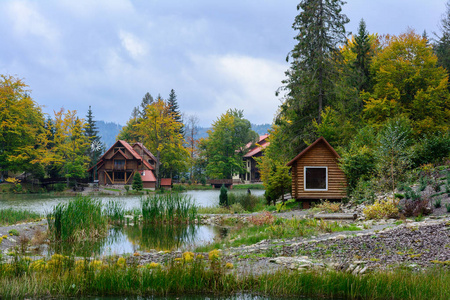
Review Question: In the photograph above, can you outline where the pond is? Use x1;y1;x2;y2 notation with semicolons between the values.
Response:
0;189;262;256
0;189;265;213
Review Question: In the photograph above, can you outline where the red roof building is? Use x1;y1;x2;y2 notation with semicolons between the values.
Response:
237;134;269;183
89;140;157;188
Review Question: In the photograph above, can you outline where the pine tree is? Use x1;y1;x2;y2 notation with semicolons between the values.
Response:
434;0;450;89
167;89;184;135
351;19;373;93
132;171;143;191
139;92;154;118
85;106;103;170
276;0;349;156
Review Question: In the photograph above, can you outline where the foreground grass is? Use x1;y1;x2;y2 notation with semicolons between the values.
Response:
0;208;41;226
196;214;360;252
0;255;449;299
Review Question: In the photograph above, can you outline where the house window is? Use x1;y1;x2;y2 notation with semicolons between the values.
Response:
114;160;125;169
304;166;328;191
114;172;125;181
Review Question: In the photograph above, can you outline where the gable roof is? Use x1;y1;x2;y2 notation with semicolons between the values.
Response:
243;134;270;158
133;142;158;163
139;170;156;182
286;137;341;166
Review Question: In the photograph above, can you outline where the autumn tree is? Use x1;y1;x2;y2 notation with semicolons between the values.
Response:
0;75;49;181
363;30;450;135
50;109;90;185
136;98;189;186
276;0;349;157
202;109;258;179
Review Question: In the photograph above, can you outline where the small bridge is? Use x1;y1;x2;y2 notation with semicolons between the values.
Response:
207;179;234;188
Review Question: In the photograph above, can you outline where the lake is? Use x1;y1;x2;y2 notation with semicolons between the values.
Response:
0;189;263;256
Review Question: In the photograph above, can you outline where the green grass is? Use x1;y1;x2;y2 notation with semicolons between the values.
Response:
141;193;198;224
103;188;121;192
0;255;449;299
0;208;42;226
233;183;265;190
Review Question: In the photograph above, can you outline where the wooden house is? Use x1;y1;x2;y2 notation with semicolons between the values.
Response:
89;140;157;189
286;137;347;208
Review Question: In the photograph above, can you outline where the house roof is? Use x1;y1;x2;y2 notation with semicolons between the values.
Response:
286;137;341;166
139;170;156;182
133;142;158;163
243;134;270;158
160;178;172;186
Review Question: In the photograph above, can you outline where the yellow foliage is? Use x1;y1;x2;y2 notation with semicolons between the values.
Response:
363;199;399;219
196;254;204;259
182;251;194;263
208;249;221;261
29;259;46;271
146;262;160;269
116;257;126;268
225;262;234;269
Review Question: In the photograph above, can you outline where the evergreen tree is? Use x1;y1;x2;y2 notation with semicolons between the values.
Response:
276;0;349;156
139;92;154;118
167;89;184;135
434;0;450;88
85;106;103;171
351;19;373;93
219;184;228;207
132;171;143;191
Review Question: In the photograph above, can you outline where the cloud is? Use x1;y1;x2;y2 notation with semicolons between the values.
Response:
119;30;148;60
184;54;287;125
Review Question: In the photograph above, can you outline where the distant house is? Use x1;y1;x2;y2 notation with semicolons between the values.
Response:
286;137;347;208
89;140;157;189
233;134;269;184
160;178;172;190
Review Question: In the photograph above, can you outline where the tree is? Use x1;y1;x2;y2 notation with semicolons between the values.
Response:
85;106;103;179
434;0;450;84
184;114;199;180
363;30;450;135
50;109;90;185
139;92;154;118
276;0;349;156
0;75;49;181
219;184;228;207
132;171;143;191
136;98;189;186
167;89;184;135
202;109;258;179
351;19;374;94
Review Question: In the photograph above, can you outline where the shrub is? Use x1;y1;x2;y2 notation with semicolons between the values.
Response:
200;177;206;186
228;193;259;212
132;172;143;191
363;199;399;219
313;200;341;213
340;146;376;191
434;198;442;208
351;178;377;204
54;182;66;192
124;185;130;192
248;211;275;226
403;198;432;217
219;185;228;207
8;229;19;236
411;133;450;167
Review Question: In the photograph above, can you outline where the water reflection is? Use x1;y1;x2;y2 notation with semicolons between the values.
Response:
48;224;223;256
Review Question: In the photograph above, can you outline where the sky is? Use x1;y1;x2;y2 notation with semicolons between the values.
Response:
0;0;447;127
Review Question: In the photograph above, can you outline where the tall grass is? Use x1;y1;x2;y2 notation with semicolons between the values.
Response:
47;196;108;242
103;200;125;224
0;255;449;299
233;183;265;190
0;208;41;226
141;194;198;224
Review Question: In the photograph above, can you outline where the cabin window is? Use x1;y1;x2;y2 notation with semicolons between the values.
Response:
304;166;328;191
114;160;125;169
114;172;125;181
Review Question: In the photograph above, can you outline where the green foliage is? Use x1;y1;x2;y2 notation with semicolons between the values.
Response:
219;185;228;207
376;117;413;191
227;193;262;212
132;172;143;191
201;109;258;179
8;229;19;236
411;133;450;167
434;197;442;208
351;178;377;204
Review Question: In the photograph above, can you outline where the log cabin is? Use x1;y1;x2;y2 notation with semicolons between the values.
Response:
89;140;157;189
287;137;347;208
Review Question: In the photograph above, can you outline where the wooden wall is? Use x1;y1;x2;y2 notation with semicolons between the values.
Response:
291;141;347;199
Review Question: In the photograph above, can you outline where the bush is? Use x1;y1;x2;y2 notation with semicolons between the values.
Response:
219;185;228;207
412;133;450;167
132;172;143;191
434;198;442;208
54;182;66;192
200;177;206;186
340;146;376;191
351;178;377;204
124;185;130;192
313;200;341;213
363;199;399;219
228;193;260;212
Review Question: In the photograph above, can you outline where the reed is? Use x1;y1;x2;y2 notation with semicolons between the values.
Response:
0;208;41;226
46;196;108;242
103;199;125;224
141;193;198;224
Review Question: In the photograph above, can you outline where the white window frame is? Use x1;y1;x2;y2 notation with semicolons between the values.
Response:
304;166;328;191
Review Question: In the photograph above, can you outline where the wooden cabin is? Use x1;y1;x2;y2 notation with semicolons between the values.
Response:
160;178;172;190
89;140;157;189
287;137;347;208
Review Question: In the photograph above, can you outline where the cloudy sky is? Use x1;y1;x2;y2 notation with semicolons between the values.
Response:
0;0;447;127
